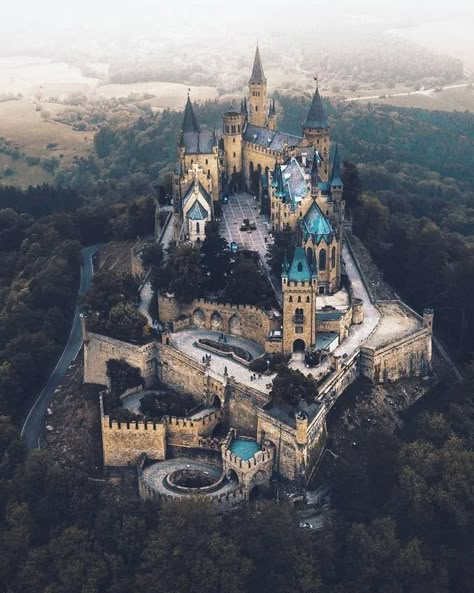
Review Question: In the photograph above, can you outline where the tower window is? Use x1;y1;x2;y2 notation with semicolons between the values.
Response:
238;125;241;133
289;296;293;303
319;286;325;295
196;222;200;234
297;262;303;272
205;159;208;165
306;296;310;303
298;296;302;303
225;126;230;133
255;106;258;112
233;152;236;158
319;249;327;271
233;138;235;143
331;246;336;269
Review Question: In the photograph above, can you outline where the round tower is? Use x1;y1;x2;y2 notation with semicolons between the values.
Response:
423;308;434;334
223;110;244;182
295;411;308;446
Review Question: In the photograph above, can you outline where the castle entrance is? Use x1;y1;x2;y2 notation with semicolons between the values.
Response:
293;339;306;353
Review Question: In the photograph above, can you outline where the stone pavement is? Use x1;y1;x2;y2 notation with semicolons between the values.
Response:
171;328;274;393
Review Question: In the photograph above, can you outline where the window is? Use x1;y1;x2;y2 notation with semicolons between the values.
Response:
256;106;258;112
238;125;241;133
205;159;208;165
208;169;210;176
297;262;303;272
225;126;230;133
319;286;325;295
289;295;293;303
233;138;235;143
319;249;327;271
331;246;336;269
196;222;200;234
233;152;236;158
298;296;302;303
306;296;310;303
295;326;304;334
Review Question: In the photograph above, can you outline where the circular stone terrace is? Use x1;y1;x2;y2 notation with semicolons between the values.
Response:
141;458;239;499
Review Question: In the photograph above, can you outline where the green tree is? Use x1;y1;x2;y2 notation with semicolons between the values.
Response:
106;302;147;342
266;225;297;278
166;244;205;303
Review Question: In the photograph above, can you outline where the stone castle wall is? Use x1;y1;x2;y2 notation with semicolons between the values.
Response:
360;328;432;383
158;294;277;348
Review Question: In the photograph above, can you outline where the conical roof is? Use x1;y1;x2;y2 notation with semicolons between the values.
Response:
182;95;200;133
288;247;315;282
249;45;266;84
330;145;343;187
303;87;329;130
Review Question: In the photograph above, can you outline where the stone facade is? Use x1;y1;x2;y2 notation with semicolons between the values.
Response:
158;293;279;349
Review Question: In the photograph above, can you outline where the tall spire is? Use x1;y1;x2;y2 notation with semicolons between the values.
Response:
181;94;200;134
330;145;343;187
249;44;267;84
303;78;329;130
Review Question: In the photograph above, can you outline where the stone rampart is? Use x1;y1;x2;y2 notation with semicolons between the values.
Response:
158;293;279;348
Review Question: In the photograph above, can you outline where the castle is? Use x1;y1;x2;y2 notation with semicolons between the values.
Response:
82;46;435;508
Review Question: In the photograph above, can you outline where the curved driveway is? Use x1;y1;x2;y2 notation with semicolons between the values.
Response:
21;245;100;449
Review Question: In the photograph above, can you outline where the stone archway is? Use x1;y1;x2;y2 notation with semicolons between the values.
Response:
210;311;224;331
211;394;222;409
293;339;306;353
193;308;206;328
228;314;241;336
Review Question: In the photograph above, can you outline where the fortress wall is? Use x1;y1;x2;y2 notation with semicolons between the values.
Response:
158;294;276;348
157;344;207;399
317;307;353;341
242;142;281;188
84;333;157;386
360;328;432;383
227;381;271;436
256;410;300;482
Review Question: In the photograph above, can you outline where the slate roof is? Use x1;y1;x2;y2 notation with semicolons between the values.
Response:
243;124;301;152
280;159;308;208
303;87;329;130
287;247;316;282
249;45;266;84
180;130;217;155
302;201;335;244
187;200;208;221
180;96;217;154
182;180;213;208
329;145;343;187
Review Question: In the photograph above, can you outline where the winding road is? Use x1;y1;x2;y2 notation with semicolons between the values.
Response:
21;245;100;449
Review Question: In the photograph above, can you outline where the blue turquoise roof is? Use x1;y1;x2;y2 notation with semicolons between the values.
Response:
318;181;331;194
330;145;343;187
287;247;316;282
230;438;261;461
303;202;334;244
187;200;208;220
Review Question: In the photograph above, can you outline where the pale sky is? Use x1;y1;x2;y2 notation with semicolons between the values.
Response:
0;0;473;67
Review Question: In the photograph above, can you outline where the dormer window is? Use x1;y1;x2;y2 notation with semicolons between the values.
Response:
297;262;303;272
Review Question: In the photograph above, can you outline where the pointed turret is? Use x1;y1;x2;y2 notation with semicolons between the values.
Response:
282;250;289;278
329;145;343;187
249;44;266;84
303;82;329;130
182;95;200;133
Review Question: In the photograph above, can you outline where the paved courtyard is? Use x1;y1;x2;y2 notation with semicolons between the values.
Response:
220;192;271;260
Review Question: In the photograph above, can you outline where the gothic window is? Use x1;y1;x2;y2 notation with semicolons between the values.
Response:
231;125;236;134
256;106;258;112
289;296;293;303
208;170;210;176
225;125;230;133
233;152;236;158
196;222;200;234
233;137;236;143
307;248;314;266
319;249;327;271
297;262;303;272
331;246;336;269
298;296;302;303
205;159;208;165
306;296;310;303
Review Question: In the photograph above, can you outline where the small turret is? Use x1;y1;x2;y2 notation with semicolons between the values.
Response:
268;98;277;131
423;308;434;334
329;145;343;188
295;411;308;446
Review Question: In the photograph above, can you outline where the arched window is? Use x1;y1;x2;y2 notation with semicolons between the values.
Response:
298;296;302;303
205;159;208;165
289;296;293;303
256;106;258;112
306;296;310;303
297;262;303;272
331;246;336;269
319;249;327;271
307;248;314;266
196;222;200;235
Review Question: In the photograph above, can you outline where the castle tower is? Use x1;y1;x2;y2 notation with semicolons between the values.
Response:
329;144;345;232
268;98;277;131
302;79;330;180
223;106;244;182
282;248;318;356
248;45;268;128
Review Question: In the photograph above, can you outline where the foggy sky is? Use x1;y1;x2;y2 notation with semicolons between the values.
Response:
1;0;473;66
